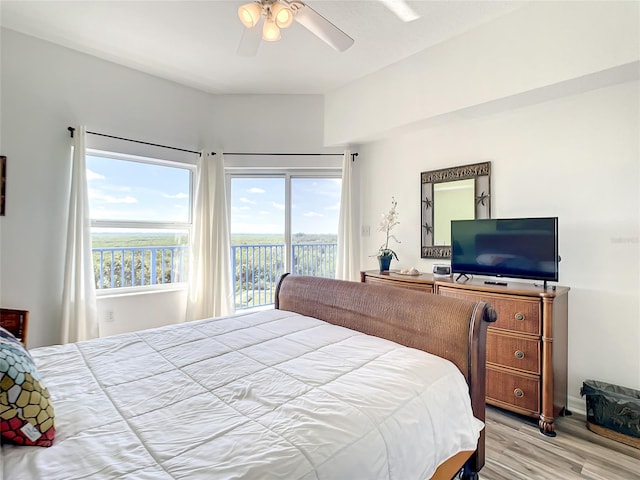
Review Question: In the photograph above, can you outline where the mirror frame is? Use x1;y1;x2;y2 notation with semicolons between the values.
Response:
421;161;491;259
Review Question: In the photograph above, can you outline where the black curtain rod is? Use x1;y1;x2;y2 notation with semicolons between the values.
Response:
67;127;201;156
219;152;359;161
66;128;358;161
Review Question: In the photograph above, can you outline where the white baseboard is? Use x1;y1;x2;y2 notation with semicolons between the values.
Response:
568;394;586;416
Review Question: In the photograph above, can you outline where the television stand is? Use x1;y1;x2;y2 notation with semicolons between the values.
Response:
455;273;470;281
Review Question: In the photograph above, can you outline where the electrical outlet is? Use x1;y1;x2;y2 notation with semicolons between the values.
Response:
361;225;371;237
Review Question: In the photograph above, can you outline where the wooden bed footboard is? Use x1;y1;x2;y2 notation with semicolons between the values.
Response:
275;274;497;479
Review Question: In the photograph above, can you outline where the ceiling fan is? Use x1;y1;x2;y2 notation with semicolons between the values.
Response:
237;0;419;56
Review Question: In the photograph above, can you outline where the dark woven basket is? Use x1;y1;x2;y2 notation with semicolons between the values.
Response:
581;380;640;447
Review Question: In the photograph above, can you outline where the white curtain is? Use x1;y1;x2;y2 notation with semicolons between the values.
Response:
186;152;234;321
336;150;359;281
61;126;100;343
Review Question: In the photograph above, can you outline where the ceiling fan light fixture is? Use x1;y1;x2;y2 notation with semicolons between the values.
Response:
270;3;294;29
262;16;281;41
236;0;355;55
238;2;263;28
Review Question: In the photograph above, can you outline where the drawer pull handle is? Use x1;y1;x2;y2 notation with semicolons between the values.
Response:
514;388;524;398
515;350;525;359
515;312;525;321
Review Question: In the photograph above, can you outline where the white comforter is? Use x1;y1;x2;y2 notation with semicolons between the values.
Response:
1;309;483;480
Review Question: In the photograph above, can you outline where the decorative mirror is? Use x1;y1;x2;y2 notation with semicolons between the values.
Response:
421;161;491;258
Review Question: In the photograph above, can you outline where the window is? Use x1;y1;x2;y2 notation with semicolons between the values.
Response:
229;172;341;309
86;150;194;291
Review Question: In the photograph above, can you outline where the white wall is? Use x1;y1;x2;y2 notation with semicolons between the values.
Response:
97;288;188;338
326;1;640;414
325;1;639;145
0;29;328;347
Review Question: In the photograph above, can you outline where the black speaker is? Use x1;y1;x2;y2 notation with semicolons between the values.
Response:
432;264;452;277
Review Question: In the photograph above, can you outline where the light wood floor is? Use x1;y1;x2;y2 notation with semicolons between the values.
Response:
482;406;640;480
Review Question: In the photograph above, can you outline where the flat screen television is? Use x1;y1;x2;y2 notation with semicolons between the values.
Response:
451;217;559;282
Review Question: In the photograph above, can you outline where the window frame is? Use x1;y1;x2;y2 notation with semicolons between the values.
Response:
226;168;342;274
87;148;196;295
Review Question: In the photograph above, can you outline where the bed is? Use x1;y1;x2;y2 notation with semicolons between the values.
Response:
1;274;496;480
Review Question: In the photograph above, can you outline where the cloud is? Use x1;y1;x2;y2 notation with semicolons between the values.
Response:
163;192;188;199
89;188;138;204
272;202;285;211
313;179;342;197
240;197;257;205
325;202;340;211
86;169;105;181
304;211;324;218
259;211;271;215
231;205;252;212
249;187;265;194
107;195;138;204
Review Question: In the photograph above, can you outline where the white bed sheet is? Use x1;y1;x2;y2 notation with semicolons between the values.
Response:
1;309;483;480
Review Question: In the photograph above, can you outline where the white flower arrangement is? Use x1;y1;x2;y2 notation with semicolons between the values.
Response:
376;197;400;260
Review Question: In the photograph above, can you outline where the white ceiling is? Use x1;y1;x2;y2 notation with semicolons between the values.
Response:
0;1;526;95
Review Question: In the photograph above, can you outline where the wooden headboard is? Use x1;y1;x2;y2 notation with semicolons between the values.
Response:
275;274;496;477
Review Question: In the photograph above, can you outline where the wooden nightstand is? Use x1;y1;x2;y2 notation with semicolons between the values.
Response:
0;308;29;346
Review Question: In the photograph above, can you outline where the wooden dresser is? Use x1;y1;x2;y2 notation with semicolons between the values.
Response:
361;270;569;436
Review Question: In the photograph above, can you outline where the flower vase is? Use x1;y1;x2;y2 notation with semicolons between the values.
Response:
378;254;393;272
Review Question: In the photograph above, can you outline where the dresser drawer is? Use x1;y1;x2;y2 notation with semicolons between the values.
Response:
487;331;540;374
364;276;434;293
486;367;540;415
438;287;540;335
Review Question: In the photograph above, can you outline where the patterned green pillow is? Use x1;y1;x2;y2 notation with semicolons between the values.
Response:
0;326;55;447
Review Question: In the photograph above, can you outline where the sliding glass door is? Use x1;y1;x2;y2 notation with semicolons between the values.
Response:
229;173;341;309
290;177;341;277
230;177;285;309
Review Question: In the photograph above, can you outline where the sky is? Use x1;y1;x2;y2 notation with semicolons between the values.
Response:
86;155;341;235
231;177;342;235
86;154;191;223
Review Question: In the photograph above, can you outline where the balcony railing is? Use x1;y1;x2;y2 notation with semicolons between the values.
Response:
231;243;337;309
93;246;188;289
93;242;338;310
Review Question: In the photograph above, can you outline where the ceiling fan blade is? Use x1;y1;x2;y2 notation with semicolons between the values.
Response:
294;3;354;52
237;17;263;56
378;0;419;22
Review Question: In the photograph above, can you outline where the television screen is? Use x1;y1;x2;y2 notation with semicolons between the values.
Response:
451;217;559;281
